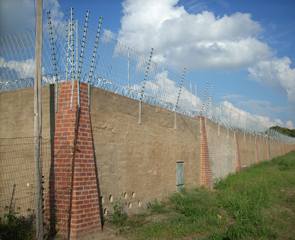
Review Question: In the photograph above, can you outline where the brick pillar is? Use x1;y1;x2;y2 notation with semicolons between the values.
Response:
280;141;282;156
274;140;277;158
266;137;270;161
234;131;241;172
255;135;259;164
200;117;213;189
45;81;101;239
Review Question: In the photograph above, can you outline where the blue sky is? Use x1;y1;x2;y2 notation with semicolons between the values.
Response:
1;0;295;129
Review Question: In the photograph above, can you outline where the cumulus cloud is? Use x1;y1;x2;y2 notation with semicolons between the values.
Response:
0;0;64;36
248;57;295;105
44;0;64;26
0;0;35;35
286;121;294;129
128;69;293;131
118;0;274;71
0;57;45;80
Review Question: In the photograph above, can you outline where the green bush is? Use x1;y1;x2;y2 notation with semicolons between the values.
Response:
0;211;35;240
107;199;128;226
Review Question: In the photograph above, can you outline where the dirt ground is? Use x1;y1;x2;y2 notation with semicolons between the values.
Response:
80;222;127;240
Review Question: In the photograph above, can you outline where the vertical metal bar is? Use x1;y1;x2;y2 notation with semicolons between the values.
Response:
195;84;197;98
127;47;130;95
238;109;241;130
140;48;154;101
70;8;75;110
65;17;71;82
139;48;154;124
88;17;103;108
47;12;58;113
201;83;209;116
205;84;213;116
76;20;79;108
219;95;225;124
77;11;90;108
190;81;192;104
228;106;232;129
175;68;186;130
75;20;78;81
162;66;165;102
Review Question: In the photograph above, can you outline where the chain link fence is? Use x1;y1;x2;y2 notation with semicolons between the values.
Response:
0;15;294;143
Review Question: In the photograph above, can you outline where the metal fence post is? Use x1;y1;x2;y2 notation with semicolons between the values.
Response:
139;48;153;125
47;12;58;113
88;17;102;108
201;83;209;116
77;11;90;108
174;68;186;129
205;84;213;116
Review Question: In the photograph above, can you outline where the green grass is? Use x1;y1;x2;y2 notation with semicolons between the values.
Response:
109;151;295;239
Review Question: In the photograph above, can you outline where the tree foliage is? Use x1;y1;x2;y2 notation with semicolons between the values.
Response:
270;126;295;137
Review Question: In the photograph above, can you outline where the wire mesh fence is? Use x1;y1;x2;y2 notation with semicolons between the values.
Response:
0;13;294;142
0;137;52;239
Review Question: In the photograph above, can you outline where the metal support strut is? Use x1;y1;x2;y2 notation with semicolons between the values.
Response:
139;48;154;125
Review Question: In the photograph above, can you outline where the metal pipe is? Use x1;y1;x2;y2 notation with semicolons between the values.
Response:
76;19;79;108
139;48;154;124
140;48;154;101
201;83;209;116
70;8;75;110
77;11;90;108
205;83;213;116
88;17;102;107
47;11;58;113
175;68;186;129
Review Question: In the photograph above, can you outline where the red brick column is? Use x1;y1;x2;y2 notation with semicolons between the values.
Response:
274;139;277;158
255;135;259;164
234;131;241;173
280;141;282;156
200;117;213;189
45;81;101;239
266;137;270;161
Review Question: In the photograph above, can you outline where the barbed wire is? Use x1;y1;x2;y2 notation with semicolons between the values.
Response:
0;19;294;143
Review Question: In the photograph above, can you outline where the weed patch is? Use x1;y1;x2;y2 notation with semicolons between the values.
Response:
109;151;295;239
0;211;36;240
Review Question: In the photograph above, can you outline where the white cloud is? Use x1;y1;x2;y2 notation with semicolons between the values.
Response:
44;0;64;26
286;121;294;129
248;57;295;105
0;0;64;36
0;57;45;80
118;0;274;71
0;0;35;35
128;69;293;131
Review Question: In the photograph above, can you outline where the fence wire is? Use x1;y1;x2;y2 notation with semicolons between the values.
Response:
0;19;294;142
0;138;51;239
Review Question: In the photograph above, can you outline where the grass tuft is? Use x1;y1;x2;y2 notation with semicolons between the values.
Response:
108;151;295;239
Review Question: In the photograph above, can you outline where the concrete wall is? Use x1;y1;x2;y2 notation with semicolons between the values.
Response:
269;138;276;159
89;86;202;214
0;83;294;223
236;131;256;167
256;135;269;162
0;85;55;217
206;119;236;184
